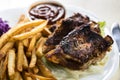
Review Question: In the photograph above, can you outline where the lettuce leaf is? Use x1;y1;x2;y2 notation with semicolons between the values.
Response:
98;21;106;36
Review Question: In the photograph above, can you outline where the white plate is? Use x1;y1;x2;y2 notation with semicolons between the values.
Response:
0;5;119;80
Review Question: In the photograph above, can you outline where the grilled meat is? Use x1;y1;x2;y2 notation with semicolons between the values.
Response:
45;13;100;52
45;24;113;70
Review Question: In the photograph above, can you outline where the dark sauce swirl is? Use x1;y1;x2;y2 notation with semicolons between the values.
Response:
29;3;65;24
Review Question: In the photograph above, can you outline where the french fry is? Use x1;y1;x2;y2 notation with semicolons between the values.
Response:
29;48;37;68
0;53;8;80
36;32;42;40
23;16;30;24
0;41;14;60
8;49;16;80
17;14;25;24
21;71;27;80
17;14;29;26
17;42;24;72
22;39;29;47
28;35;37;52
36;37;46;57
0;14;58;80
36;37;42;48
26;77;33;80
0;59;4;70
37;59;56;79
0;19;45;49
3;72;8;80
21;72;31;80
27;68;34;75
11;19;46;35
13;21;48;40
20;74;23;80
26;51;32;57
14;71;22;80
23;53;28;69
25;72;54;80
33;66;39;74
42;28;52;36
0;60;4;79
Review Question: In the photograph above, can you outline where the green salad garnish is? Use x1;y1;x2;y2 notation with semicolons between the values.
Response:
98;21;106;36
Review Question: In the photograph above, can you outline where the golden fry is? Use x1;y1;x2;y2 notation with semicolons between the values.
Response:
37;59;56;79
0;15;26;45
11;20;46;35
23;53;28;69
36;37;46;57
0;20;45;49
0;41;14;60
42;28;52;36
17;42;24;72
3;72;8;80
26;51;32;57
0;59;4;69
17;14;25;24
25;72;54;80
14;71;22;80
13;21;48;40
22;72;30;80
0;60;4;79
22;39;29;47
29;48;37;68
36;32;42;40
33;66;39;74
26;77;33;80
0;14;56;80
16;14;29;26
0;53;8;79
36;37;42;48
20;74;23;80
8;49;16;80
22;16;30;24
28;35;37;52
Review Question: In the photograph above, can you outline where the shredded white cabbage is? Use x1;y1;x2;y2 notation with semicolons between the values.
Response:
42;54;108;80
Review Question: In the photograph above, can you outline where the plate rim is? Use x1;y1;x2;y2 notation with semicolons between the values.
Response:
0;5;119;80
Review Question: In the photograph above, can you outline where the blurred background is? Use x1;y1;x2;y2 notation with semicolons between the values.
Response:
0;0;119;80
0;0;120;28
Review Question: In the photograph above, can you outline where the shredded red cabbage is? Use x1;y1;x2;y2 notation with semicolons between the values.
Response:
0;18;10;36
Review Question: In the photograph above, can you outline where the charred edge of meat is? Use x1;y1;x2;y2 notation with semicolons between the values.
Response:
45;24;113;70
89;21;100;34
49;19;63;33
45;47;108;70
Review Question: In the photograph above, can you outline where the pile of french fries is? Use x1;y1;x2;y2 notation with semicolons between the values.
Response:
0;14;56;80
